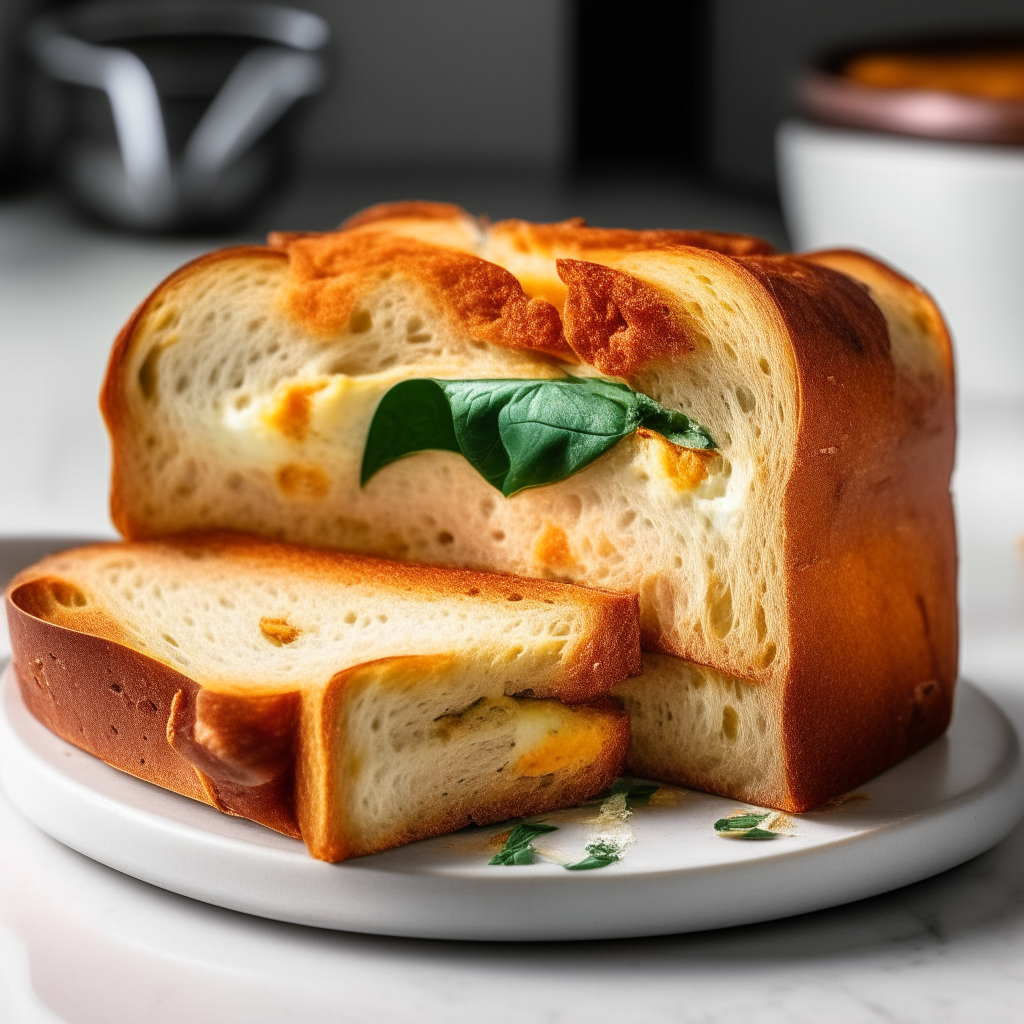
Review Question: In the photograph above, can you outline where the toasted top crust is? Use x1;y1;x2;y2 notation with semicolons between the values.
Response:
321;201;774;317
275;230;574;360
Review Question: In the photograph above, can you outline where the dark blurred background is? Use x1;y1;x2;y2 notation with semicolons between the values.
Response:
4;0;1024;241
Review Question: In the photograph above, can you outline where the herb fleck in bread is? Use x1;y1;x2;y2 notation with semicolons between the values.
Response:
100;203;957;810
5;534;638;860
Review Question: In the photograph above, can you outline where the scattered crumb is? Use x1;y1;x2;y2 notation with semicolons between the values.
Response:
488;828;513;849
761;811;798;836
822;791;870;808
582;791;636;860
648;787;685;807
585;791;632;828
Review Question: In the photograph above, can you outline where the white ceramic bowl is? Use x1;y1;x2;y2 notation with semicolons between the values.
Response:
777;118;1024;400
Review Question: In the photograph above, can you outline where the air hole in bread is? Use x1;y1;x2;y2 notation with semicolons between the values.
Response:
154;307;179;331
161;632;179;647
406;316;432;344
721;705;739;740
347;309;373;334
754;602;767;644
735;385;755;413
138;347;162;399
760;642;777;668
706;576;734;640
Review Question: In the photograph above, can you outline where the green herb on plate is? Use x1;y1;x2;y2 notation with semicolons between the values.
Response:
713;812;779;840
608;777;660;808
564;839;622;871
489;821;559;866
361;377;717;497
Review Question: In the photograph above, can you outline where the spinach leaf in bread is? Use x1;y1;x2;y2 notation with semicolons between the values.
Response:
361;377;717;497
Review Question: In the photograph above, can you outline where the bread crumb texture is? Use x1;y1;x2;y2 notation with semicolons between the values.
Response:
613;653;786;809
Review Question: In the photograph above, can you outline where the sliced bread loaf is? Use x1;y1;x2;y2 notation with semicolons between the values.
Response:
5;534;638;860
98;204;957;809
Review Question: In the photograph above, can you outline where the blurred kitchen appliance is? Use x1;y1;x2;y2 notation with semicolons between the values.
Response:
778;34;1024;400
27;0;329;231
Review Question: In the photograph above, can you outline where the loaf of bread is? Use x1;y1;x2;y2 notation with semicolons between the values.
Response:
99;203;957;810
4;533;638;860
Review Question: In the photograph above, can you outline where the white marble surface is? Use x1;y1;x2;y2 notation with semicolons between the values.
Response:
1;187;1023;1022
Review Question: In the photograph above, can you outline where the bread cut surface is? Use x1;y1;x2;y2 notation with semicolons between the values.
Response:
5;535;637;859
101;203;957;810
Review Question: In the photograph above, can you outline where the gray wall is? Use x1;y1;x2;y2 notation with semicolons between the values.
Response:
710;0;1024;190
296;0;569;168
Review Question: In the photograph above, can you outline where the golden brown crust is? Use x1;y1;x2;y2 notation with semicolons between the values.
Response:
488;217;776;258
557;257;695;377
276;230;574;360
341;200;474;230
738;254;956;809
801;248;956;386
6;578;304;837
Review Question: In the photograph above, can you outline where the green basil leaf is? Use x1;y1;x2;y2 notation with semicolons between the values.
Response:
362;377;717;497
489;821;559;866
438;380;521;489
714;812;780;839
496;378;639;495
608;777;660;807
565;839;620;871
713;813;770;833
359;379;460;485
635;392;717;450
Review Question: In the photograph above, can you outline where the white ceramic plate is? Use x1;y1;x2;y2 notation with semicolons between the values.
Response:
1;666;1021;941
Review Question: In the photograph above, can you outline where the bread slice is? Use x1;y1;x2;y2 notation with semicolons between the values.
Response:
100;204;956;810
4;534;637;860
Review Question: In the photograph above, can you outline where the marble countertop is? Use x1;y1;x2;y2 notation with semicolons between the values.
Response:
1;178;1023;1023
